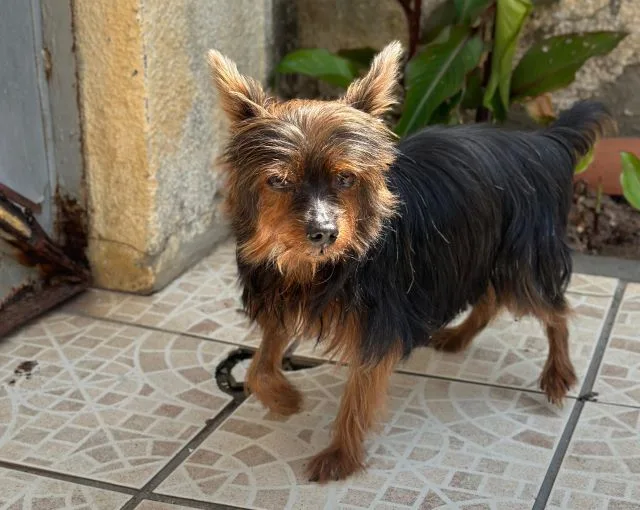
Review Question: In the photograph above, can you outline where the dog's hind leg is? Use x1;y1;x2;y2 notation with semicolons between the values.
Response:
246;320;303;416
431;285;498;353
537;300;577;405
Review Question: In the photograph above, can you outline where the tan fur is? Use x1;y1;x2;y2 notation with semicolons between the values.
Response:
245;317;302;416
306;341;402;483
431;285;499;352
342;41;404;118
207;50;270;123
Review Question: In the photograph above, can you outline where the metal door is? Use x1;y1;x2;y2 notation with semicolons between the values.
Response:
0;0;89;336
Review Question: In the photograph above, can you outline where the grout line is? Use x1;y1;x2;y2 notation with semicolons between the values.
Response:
0;460;137;496
576;281;627;399
67;311;256;350
120;398;245;510
532;280;627;510
290;350;585;400
575;398;640;411
134;493;248;510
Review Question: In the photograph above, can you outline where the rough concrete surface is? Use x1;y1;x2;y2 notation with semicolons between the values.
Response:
73;0;272;293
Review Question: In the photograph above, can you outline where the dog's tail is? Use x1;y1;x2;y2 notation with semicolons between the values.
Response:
544;100;615;165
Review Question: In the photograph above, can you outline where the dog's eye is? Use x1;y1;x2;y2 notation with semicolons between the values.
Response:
266;175;290;189
336;172;356;189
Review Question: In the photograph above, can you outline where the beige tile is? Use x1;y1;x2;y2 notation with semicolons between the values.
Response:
566;274;618;297
294;293;612;397
594;284;640;406
548;402;640;510
157;365;571;508
65;239;259;347
0;314;232;487
0;468;129;509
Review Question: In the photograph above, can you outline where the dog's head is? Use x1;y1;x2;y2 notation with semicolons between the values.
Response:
208;42;402;278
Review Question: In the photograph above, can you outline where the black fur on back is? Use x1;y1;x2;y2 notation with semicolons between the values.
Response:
238;101;612;363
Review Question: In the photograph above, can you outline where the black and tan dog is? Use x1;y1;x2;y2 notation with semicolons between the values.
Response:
207;42;612;483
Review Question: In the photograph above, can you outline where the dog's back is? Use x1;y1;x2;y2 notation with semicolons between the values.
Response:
355;101;612;361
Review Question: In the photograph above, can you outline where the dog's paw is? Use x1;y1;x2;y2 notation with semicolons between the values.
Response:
540;365;577;406
248;373;303;416
430;329;468;353
306;445;363;483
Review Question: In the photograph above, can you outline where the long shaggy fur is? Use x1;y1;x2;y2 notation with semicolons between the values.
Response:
207;41;613;483
240;101;611;362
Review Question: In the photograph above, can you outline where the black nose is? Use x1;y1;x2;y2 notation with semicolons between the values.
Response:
306;222;338;247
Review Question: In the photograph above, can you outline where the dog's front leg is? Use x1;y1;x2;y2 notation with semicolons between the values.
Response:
306;347;400;483
246;322;302;416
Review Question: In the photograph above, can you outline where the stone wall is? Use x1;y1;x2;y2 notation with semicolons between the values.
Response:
73;0;275;293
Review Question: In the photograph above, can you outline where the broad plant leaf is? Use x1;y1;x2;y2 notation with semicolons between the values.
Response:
620;152;640;210
483;0;533;120
511;31;628;101
337;47;378;69
422;0;458;44
276;49;359;88
574;147;594;175
454;0;493;24
395;28;483;136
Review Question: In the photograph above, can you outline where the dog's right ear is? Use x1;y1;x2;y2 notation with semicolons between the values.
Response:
207;50;268;123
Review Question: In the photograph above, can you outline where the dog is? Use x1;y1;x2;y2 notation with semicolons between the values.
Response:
206;41;612;483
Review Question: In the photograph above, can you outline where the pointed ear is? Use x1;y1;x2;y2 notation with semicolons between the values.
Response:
342;41;403;118
207;50;269;123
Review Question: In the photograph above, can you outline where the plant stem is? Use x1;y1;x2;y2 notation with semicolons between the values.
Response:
396;0;422;59
475;6;496;123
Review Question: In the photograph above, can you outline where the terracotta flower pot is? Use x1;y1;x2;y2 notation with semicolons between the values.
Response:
575;137;640;196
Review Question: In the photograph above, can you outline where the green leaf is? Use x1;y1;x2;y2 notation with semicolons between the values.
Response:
574;147;594;175
454;0;493;24
276;49;359;88
483;0;533;118
422;0;458;44
510;31;628;101
337;47;378;70
620;152;640;210
395;28;484;136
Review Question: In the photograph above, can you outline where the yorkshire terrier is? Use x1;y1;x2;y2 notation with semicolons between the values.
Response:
207;41;612;483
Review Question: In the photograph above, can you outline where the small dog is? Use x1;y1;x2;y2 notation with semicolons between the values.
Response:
207;42;611;483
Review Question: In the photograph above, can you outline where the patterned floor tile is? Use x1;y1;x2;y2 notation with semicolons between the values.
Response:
65;239;259;347
593;283;640;407
291;292;613;397
0;467;130;509
0;314;232;487
548;402;640;510
157;365;571;509
566;274;618;297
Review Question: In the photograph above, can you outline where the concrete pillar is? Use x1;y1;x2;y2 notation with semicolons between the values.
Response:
72;0;274;293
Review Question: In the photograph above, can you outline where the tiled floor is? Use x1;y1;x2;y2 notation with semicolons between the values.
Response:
1;238;638;510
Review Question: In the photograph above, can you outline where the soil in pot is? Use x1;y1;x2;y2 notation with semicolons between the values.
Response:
568;180;640;260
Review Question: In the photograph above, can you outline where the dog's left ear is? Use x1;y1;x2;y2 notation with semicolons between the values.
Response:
342;41;403;118
207;50;269;123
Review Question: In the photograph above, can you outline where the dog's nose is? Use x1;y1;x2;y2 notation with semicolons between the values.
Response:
306;222;338;247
